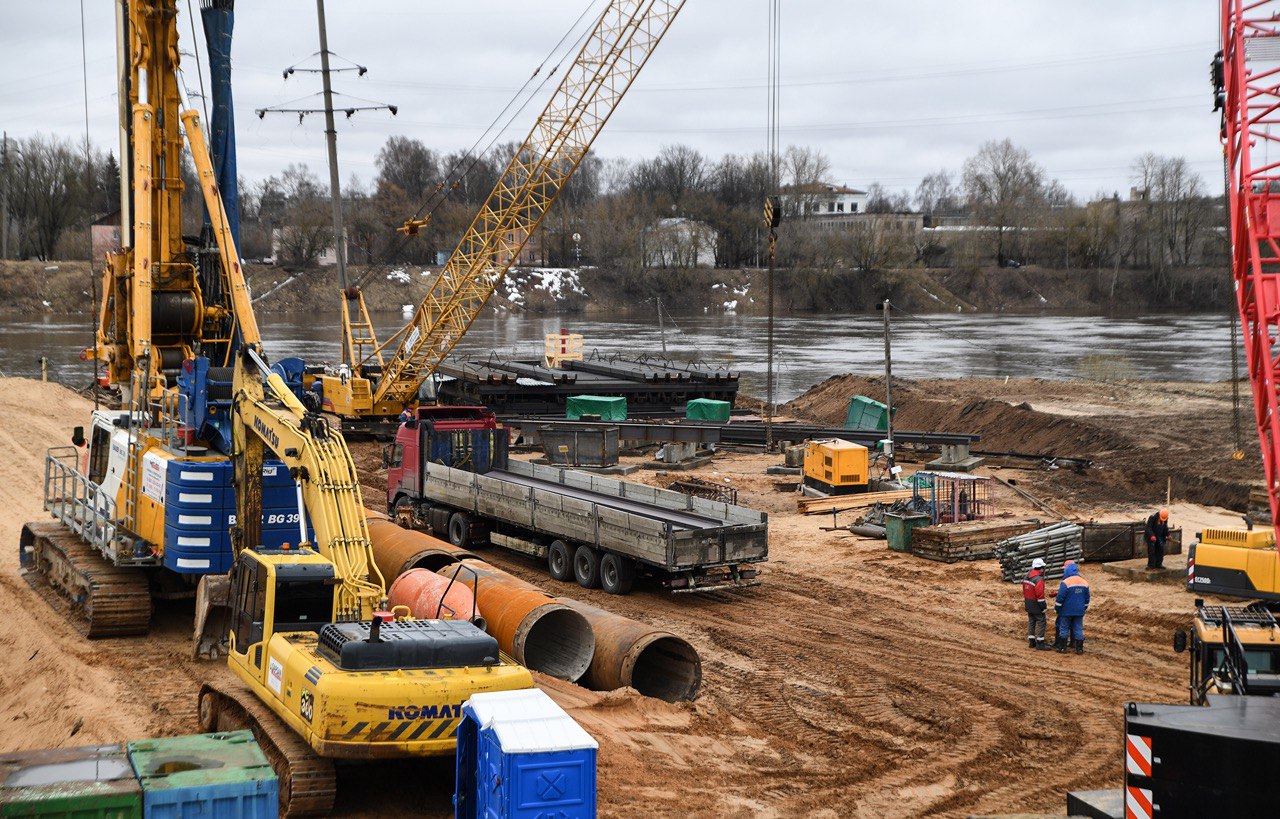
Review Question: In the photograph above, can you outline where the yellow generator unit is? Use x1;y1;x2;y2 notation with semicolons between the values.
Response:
1189;527;1280;601
803;439;869;495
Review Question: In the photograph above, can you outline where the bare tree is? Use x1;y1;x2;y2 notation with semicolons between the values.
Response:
962;138;1046;265
275;163;331;268
915;169;961;215
375;135;441;202
782;145;831;216
864;182;912;214
9;135;85;260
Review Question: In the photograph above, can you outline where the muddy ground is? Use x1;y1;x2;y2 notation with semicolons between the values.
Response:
0;375;1255;817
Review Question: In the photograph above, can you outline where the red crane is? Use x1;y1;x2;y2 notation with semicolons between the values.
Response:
1189;1;1280;600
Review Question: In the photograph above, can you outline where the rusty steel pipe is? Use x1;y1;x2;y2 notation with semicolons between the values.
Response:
365;515;480;580
365;521;594;681
558;597;702;703
441;559;594;683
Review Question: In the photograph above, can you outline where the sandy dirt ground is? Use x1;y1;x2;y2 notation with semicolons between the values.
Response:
0;375;1256;818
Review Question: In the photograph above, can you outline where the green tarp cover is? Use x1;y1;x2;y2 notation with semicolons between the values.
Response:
845;395;894;431
566;395;627;421
685;398;731;422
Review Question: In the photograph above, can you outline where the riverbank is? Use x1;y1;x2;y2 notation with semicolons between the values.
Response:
1;258;1230;316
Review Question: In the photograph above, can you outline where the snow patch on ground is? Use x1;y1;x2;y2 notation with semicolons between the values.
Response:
504;267;587;305
386;268;411;284
722;299;738;312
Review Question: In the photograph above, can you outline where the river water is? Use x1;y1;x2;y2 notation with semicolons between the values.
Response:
0;310;1237;402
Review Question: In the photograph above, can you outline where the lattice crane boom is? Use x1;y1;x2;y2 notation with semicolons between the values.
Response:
1221;0;1280;543
370;0;685;406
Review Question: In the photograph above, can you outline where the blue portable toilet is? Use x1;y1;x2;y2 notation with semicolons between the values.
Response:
455;688;598;819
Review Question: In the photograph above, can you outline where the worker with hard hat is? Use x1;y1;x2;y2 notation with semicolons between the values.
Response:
1144;508;1171;570
1021;557;1050;650
1054;560;1091;654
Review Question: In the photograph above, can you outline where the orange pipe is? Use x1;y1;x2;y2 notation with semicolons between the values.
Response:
558;597;702;702
387;568;483;626
366;521;593;681
365;516;480;580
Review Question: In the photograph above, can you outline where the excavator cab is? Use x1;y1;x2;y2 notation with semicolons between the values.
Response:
226;549;335;668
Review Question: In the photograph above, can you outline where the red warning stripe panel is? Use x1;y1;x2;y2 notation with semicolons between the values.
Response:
1125;733;1153;777
1125;785;1153;819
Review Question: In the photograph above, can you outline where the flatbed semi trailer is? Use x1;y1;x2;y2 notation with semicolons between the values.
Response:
386;407;767;594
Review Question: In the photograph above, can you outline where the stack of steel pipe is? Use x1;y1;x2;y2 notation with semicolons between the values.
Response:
995;521;1083;582
364;513;702;701
367;518;594;681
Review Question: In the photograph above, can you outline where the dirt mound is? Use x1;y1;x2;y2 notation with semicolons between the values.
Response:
785;373;1130;459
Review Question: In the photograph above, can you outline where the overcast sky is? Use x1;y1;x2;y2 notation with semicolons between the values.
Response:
2;1;1219;201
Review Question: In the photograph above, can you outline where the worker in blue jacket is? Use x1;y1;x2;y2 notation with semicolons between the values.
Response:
1054;560;1091;655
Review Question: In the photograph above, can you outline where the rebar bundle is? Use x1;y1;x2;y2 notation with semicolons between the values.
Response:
996;521;1083;582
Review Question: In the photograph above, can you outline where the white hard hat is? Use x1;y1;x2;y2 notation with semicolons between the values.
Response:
1031;558;1046;569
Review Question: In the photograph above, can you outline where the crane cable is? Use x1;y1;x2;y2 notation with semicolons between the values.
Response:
403;0;607;224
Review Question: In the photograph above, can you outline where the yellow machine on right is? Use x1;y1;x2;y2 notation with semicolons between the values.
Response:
1189;1;1280;602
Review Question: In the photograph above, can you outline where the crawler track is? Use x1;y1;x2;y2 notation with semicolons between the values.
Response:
198;681;337;817
18;521;151;638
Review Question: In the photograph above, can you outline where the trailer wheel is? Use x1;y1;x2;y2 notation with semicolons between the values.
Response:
547;540;572;582
448;512;474;548
600;553;635;595
573;545;601;589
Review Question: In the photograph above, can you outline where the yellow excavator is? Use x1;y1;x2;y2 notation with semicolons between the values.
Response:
313;0;687;434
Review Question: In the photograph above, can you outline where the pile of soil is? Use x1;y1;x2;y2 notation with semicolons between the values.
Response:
782;374;1261;514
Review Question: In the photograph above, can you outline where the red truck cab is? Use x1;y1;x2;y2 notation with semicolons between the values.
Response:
386;406;503;515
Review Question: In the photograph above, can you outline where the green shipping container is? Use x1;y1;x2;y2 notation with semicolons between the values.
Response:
685;398;731;422
566;395;627;421
845;395;894;431
0;744;142;819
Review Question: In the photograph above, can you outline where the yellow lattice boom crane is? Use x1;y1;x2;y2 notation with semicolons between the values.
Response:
319;0;686;430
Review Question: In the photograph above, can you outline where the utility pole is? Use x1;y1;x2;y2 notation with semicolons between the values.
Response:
1;132;10;262
315;0;347;289
657;296;667;356
256;0;395;287
882;299;896;471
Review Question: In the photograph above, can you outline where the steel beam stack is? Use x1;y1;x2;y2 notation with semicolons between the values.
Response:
996;522;1083;581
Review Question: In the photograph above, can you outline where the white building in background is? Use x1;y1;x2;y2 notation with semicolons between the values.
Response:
781;183;868;219
641;217;717;268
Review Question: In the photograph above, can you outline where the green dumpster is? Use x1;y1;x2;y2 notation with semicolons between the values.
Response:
845;395;894;431
685;398;731;422
885;513;931;553
566;395;627;421
0;744;142;819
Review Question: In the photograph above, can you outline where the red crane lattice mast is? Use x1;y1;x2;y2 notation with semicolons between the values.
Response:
1220;0;1280;537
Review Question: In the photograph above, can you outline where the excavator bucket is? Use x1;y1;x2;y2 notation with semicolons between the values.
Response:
193;573;232;659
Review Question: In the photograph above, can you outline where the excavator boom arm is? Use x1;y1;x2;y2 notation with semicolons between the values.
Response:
232;347;385;621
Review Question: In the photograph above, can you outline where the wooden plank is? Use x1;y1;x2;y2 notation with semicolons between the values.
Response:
798;489;914;515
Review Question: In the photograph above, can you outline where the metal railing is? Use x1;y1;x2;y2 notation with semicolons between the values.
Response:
43;446;152;566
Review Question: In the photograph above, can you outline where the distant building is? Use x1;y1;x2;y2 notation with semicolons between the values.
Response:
641;217;716;268
91;211;121;264
780;183;868;219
